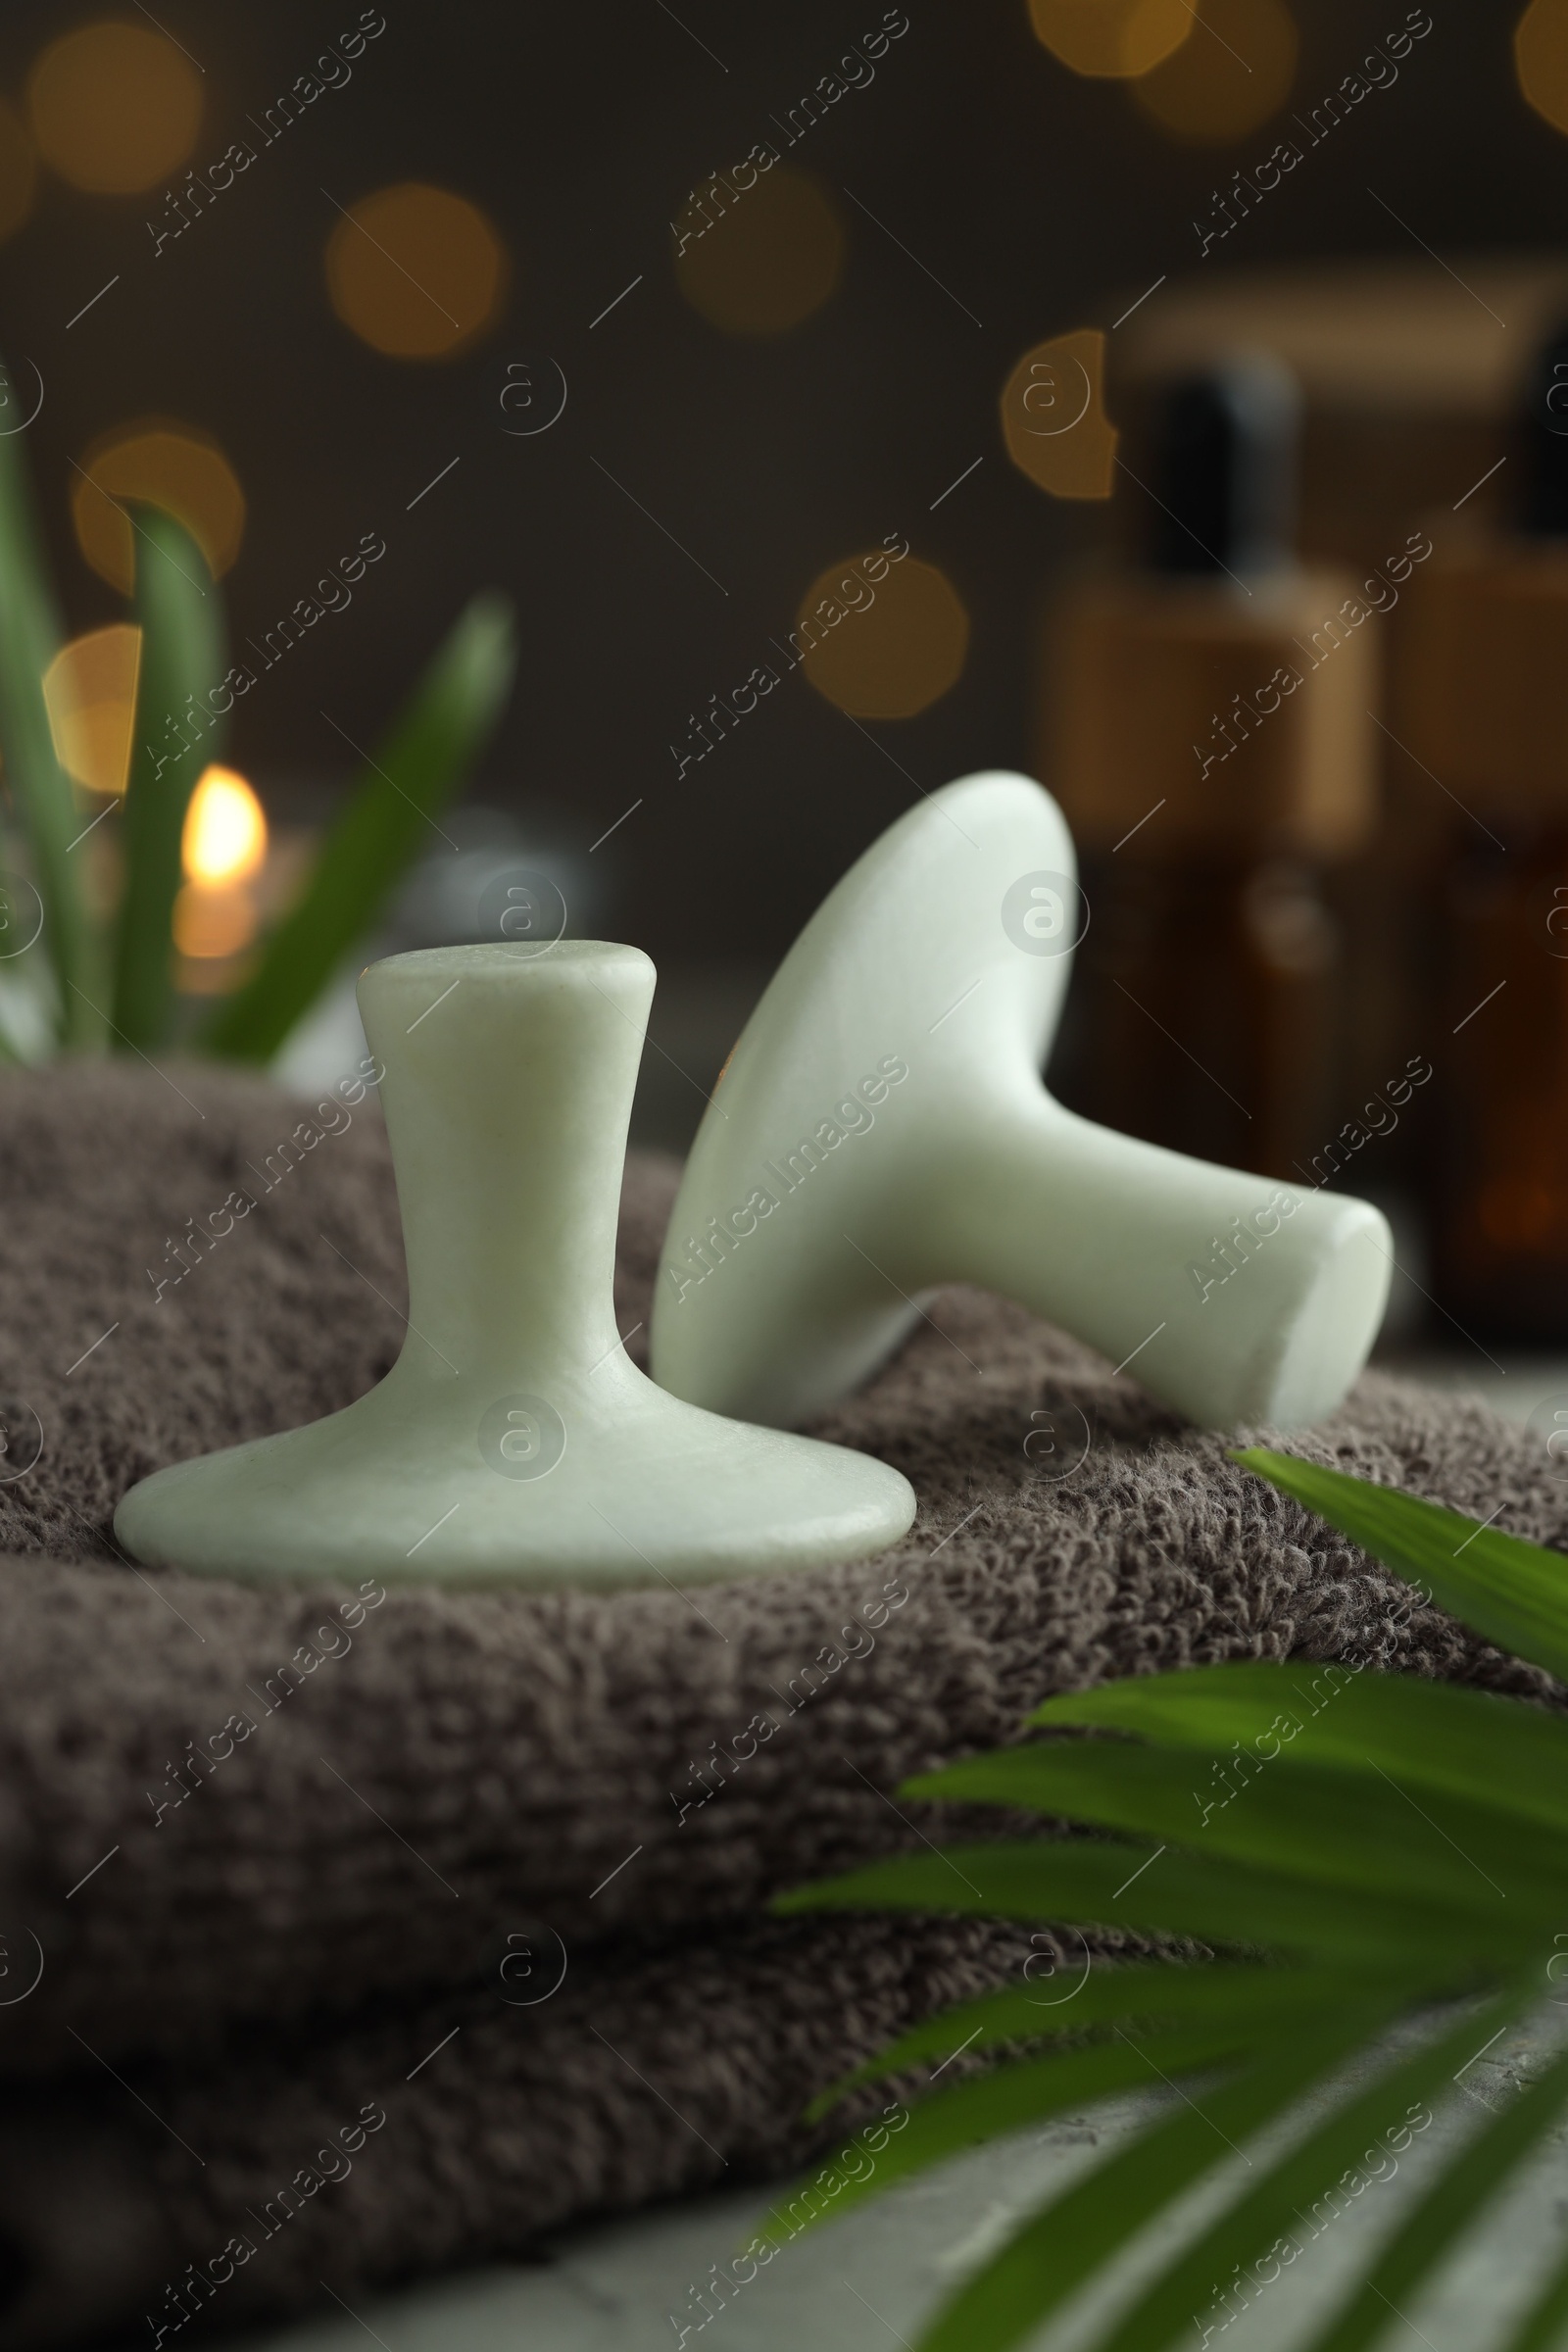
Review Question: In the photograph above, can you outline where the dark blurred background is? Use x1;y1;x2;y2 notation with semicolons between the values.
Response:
0;0;1561;1168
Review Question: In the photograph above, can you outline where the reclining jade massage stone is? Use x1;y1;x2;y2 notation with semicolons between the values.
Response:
116;943;915;1589
652;771;1392;1433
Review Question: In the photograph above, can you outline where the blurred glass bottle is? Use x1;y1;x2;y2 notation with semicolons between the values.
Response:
1394;325;1568;1336
1041;357;1377;1182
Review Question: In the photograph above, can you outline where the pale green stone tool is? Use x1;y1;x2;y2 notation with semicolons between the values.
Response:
117;943;915;1588
651;772;1392;1434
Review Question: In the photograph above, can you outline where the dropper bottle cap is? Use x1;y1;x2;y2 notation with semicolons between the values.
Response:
1148;353;1302;581
1048;346;1371;858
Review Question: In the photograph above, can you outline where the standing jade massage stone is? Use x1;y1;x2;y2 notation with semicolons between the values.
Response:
652;771;1392;1433
116;943;915;1589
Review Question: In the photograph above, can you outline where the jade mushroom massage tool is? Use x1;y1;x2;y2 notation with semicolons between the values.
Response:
116;943;915;1589
651;771;1392;1433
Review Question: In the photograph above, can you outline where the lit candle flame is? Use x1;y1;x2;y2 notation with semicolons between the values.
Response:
174;766;268;963
182;764;267;887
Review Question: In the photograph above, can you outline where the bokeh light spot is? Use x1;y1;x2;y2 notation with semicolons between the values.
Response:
1517;0;1568;134
1029;0;1195;78
676;166;843;336
42;623;141;796
27;22;200;195
325;182;508;360
796;551;968;719
1131;0;1298;142
0;98;37;243
71;421;245;596
1002;328;1119;500
183;765;267;887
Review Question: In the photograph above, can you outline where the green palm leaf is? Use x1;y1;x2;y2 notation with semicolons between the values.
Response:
1506;2230;1568;2351
904;1740;1564;1920
111;508;222;1052
202;593;514;1064
1093;1985;1529;2352
1034;1662;1568;1835
780;1837;1517;1970
1299;2034;1568;2352
0;371;98;1048
1234;1446;1568;1684
910;1992;1415;2352
762;1988;1366;2257
774;1448;1568;2352
803;1959;1389;2122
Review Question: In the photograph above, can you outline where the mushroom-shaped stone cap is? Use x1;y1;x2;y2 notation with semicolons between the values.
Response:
652;773;1391;1433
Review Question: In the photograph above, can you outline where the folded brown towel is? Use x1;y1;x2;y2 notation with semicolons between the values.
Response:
0;1061;1556;2347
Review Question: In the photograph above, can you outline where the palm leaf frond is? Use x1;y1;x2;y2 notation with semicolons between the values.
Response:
1298;2034;1568;2352
912;1991;1426;2352
1504;2228;1568;2352
1234;1445;1568;1685
1034;1662;1568;1835
803;1958;1385;2121
203;593;514;1065
779;1836;1514;1971
763;1990;1367;2258
906;1740;1563;1922
1092;1985;1530;2352
112;509;222;1051
774;1449;1568;2352
0;375;97;1047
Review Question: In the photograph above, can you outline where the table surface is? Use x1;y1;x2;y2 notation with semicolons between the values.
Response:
234;2025;1568;2352
234;1347;1568;2352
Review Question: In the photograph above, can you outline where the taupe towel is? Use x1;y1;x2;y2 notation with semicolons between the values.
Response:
0;1061;1554;2347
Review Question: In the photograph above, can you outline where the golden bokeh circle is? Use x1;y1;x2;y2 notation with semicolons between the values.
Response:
1517;0;1568;134
1028;0;1195;78
1002;328;1119;500
72;421;246;595
676;167;844;336
42;623;141;795
1131;0;1298;142
27;22;201;195
0;97;37;243
797;552;969;719
325;182;509;360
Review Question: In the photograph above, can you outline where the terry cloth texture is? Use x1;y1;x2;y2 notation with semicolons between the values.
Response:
0;1060;1558;2348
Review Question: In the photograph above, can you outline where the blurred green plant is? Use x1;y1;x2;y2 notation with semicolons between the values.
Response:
775;1450;1568;2352
0;388;98;1051
0;379;515;1066
206;594;514;1064
114;506;225;1051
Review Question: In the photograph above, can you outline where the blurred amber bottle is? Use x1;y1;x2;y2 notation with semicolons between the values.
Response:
1042;359;1376;1181
1395;327;1568;1336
